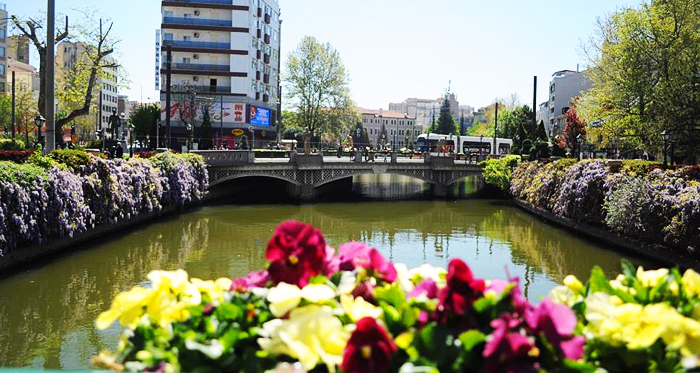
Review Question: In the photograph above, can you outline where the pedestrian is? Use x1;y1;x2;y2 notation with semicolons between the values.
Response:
115;143;124;158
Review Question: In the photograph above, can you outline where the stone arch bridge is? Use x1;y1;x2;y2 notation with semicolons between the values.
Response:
194;151;484;200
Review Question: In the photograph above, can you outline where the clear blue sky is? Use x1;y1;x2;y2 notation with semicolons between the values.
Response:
8;0;637;110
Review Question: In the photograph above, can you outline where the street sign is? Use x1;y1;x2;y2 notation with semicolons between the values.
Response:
232;129;244;136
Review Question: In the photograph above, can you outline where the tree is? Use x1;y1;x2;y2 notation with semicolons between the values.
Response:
200;108;213;150
128;104;161;149
536;120;548;142
436;98;458;135
558;104;587;150
12;10;120;132
284;36;355;141
580;0;700;162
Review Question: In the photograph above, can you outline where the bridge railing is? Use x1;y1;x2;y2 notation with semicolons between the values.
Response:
190;150;255;166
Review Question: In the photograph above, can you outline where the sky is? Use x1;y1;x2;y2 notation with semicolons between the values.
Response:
7;0;638;111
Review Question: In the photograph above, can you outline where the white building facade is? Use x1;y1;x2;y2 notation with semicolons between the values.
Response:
358;108;420;149
160;0;281;149
547;70;591;137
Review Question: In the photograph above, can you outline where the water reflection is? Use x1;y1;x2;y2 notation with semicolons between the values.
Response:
0;200;652;369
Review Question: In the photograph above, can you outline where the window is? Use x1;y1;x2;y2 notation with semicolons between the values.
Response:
0;46;5;58
0;29;6;39
164;33;173;40
0;64;5;76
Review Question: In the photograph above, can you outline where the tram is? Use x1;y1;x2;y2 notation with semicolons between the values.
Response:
416;134;513;155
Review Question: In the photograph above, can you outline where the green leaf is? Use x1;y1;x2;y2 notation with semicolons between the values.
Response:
308;274;327;285
621;259;637;279
375;283;407;308
216;303;243;321
458;330;486;352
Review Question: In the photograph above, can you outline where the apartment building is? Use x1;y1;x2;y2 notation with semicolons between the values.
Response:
0;3;8;93
389;93;461;129
7;35;30;64
547;70;591;137
56;42;119;133
358;108;420;148
389;98;438;129
160;0;281;149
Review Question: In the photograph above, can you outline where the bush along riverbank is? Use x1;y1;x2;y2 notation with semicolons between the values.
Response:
93;221;700;373
508;159;700;255
0;150;208;257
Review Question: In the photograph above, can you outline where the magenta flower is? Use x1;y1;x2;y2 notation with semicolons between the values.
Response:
352;281;376;303
337;241;373;271
266;221;329;287
341;317;397;373
231;270;270;292
408;278;438;299
435;259;485;324
524;299;584;360
483;315;537;373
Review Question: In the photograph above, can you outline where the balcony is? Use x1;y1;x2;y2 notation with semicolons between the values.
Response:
170;85;231;93
163;40;231;50
166;0;232;4
165;63;231;71
163;16;232;27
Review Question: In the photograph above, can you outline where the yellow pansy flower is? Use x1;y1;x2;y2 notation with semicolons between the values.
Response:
258;305;349;373
96;286;154;330
267;283;302;317
683;269;700;297
300;284;336;303
563;275;584;294
636;267;669;288
340;294;383;322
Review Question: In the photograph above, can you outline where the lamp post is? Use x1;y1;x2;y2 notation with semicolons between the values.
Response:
34;114;46;148
576;134;583;161
661;130;671;169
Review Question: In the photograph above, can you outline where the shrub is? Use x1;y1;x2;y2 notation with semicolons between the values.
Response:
510;161;540;199
0;139;25;150
523;159;577;210
0;153;208;253
553;160;610;225
0;150;34;163
604;174;655;236
621;160;660;176
481;155;521;192
49;149;92;172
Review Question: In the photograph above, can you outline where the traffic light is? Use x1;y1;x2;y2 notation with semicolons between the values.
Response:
3;126;7;137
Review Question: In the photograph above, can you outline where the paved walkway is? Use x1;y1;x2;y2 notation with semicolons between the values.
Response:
253;154;481;165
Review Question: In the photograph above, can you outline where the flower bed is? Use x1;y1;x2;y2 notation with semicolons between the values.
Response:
93;221;700;373
511;159;700;251
0;151;208;254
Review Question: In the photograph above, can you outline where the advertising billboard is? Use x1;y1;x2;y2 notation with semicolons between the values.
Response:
250;106;271;126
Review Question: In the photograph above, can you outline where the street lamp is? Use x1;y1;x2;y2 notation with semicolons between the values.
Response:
576;134;583;161
661;130;671;169
34;114;46;148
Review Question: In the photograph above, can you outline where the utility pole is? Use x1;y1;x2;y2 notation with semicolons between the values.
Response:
493;101;498;155
166;45;172;149
532;76;537;139
45;0;56;152
11;71;15;139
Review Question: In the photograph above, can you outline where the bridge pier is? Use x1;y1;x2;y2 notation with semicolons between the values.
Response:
432;184;448;198
298;185;316;201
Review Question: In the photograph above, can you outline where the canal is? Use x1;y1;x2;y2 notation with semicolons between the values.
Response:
0;176;652;369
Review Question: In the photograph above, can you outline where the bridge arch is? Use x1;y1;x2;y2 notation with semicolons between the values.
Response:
313;168;436;188
208;172;301;188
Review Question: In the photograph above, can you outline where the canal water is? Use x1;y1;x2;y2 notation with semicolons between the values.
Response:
0;176;652;369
